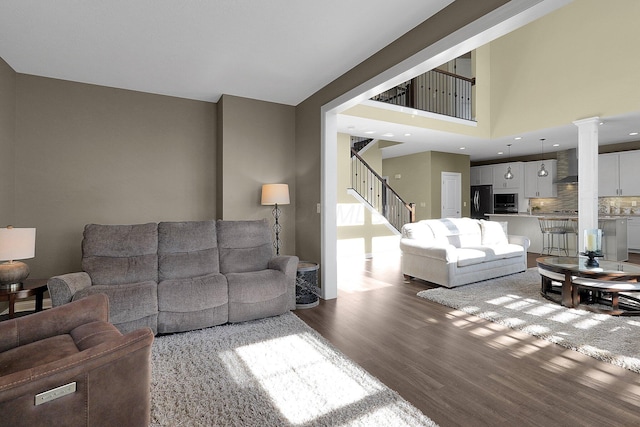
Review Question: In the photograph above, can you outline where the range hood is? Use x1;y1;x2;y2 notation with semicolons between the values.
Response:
554;148;578;184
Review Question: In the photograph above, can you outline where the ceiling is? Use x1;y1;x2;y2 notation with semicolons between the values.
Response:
337;108;640;162
0;0;452;105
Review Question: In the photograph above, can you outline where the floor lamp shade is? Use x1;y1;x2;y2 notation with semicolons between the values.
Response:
261;184;289;255
261;184;290;205
0;227;36;288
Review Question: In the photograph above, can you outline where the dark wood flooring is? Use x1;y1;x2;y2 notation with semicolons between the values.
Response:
295;252;640;427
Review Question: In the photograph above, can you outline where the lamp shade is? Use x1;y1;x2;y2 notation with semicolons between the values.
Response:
0;227;36;261
261;184;290;205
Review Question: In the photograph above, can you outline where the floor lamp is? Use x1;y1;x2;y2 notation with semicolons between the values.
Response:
261;184;290;255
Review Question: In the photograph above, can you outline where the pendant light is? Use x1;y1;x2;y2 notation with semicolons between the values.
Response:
537;138;549;177
504;144;514;180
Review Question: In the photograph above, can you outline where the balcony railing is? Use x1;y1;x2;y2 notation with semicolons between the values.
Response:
371;68;475;121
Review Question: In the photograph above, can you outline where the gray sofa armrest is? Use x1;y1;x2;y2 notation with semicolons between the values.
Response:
47;272;92;307
508;234;531;251
268;255;299;310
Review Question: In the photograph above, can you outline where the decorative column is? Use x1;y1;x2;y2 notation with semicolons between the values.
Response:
573;117;600;251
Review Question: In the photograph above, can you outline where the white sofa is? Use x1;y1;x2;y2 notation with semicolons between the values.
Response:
400;217;530;288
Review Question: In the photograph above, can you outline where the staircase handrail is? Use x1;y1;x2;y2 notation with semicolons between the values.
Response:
350;148;416;227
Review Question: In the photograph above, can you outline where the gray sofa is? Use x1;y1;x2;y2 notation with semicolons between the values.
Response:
47;220;298;335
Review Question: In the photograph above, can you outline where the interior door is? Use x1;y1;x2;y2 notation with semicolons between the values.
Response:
441;172;461;218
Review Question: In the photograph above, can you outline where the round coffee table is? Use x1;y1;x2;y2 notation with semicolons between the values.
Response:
536;256;640;315
0;278;48;318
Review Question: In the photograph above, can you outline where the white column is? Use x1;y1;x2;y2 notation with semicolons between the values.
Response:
573;117;600;252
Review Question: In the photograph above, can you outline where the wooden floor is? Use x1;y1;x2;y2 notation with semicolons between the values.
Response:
295;252;640;427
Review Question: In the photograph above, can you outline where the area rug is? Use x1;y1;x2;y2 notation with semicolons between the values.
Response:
417;268;640;374
150;312;438;426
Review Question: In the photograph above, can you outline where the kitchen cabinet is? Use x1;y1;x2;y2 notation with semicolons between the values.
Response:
524;160;557;198
470;165;493;186
492;161;523;190
628;217;640;252
598;150;640;196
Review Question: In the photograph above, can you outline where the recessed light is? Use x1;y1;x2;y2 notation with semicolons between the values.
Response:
498;151;504;155
514;137;522;140
404;133;411;137
553;143;560;147
382;133;394;137
630;132;639;136
364;130;376;134
459;147;466;150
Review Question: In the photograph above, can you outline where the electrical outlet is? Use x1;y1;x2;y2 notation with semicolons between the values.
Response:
463;201;467;207
316;203;321;214
633;201;637;207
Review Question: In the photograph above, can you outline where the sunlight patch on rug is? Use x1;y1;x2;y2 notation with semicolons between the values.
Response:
417;268;640;374
151;313;438;426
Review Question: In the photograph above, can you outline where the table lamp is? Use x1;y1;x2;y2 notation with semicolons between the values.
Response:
582;229;602;267
0;226;36;289
261;183;290;255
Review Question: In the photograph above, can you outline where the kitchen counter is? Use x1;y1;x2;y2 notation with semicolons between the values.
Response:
487;213;628;260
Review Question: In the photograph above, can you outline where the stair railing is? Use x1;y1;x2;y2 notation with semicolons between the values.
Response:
350;148;415;232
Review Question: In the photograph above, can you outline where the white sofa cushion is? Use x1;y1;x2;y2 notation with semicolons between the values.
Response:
424;218;482;248
479;220;508;245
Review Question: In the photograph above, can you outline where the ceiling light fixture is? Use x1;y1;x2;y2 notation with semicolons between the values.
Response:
504;144;514;180
537;138;549;177
630;132;639;136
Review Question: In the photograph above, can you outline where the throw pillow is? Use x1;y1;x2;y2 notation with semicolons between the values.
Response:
480;220;508;245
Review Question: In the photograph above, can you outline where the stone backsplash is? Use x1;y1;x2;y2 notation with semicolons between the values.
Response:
526;150;640;214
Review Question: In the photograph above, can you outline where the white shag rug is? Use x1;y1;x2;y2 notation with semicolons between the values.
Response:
151;312;438;427
418;268;640;373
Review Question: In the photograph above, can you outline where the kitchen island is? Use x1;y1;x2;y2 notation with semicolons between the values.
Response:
488;213;628;261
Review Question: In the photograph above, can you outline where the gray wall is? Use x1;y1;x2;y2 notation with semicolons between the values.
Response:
217;95;296;255
14;74;217;278
0;57;15;224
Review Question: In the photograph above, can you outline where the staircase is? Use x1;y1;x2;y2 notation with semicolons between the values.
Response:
349;147;415;234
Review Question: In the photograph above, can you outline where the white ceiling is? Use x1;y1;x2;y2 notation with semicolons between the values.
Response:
0;0;452;105
338;107;640;162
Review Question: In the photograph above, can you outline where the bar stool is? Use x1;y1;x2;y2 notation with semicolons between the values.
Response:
539;217;570;256
568;218;579;255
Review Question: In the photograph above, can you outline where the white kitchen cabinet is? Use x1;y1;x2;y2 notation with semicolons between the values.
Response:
524;160;557;198
492;161;523;190
598;150;640;196
628;217;640;252
470;165;493;185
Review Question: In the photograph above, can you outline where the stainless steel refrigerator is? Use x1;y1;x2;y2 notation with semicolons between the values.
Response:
470;185;493;219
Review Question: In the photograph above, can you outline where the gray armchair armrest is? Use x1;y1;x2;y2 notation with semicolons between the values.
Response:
268;255;299;310
47;272;92;307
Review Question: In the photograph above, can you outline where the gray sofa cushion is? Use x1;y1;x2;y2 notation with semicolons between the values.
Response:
226;269;289;323
82;223;158;285
216;219;273;273
158;221;220;280
72;281;159;334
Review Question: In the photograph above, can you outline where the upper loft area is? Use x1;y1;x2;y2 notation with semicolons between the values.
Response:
370;53;475;122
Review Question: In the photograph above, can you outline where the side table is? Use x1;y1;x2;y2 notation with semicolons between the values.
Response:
296;261;319;309
0;278;48;318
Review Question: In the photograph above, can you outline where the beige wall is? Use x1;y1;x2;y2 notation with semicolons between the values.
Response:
382;152;431;220
337;135;395;257
0;57;15;224
383;151;470;220
14;75;217;278
217;95;296;255
294;0;509;267
489;0;640;138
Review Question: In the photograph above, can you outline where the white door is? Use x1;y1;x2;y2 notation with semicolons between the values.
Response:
441;172;461;218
